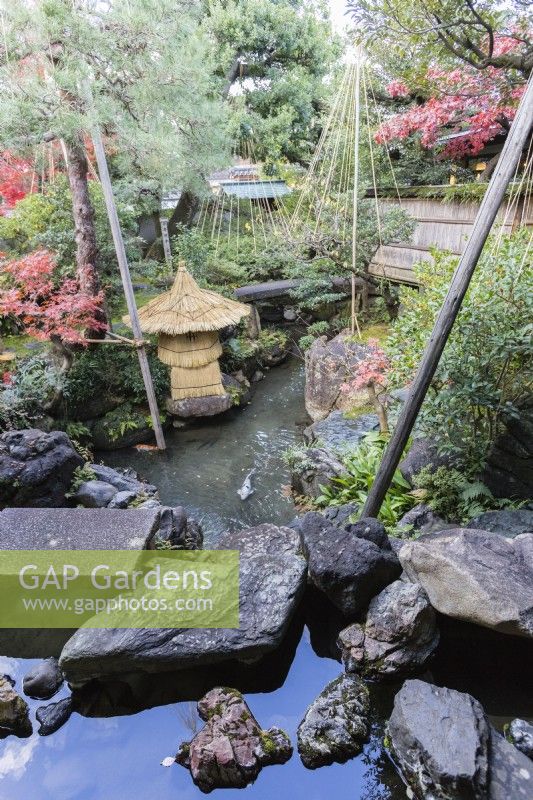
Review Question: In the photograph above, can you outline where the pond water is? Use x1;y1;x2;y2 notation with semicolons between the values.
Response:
104;357;308;545
1;359;532;799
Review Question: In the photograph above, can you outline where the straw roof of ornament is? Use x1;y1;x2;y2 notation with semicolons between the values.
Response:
123;262;250;335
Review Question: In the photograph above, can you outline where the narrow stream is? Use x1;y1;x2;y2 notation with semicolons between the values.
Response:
1;359;532;798
104;357;307;543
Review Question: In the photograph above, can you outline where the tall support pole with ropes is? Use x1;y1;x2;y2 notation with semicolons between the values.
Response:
351;50;362;337
362;74;533;518
91;126;166;450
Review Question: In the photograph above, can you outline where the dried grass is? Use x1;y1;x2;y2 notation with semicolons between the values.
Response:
158;332;222;368
124;262;250;334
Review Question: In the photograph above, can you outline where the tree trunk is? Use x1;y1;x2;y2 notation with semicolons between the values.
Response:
167;190;200;239
64;137;108;338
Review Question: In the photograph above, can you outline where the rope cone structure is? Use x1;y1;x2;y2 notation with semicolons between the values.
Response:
124;262;250;400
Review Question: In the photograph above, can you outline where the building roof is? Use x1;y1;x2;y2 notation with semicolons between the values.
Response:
123;262;250;335
218;179;292;200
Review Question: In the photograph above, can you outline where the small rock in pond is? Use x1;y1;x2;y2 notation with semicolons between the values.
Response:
176;687;292;793
155;506;203;550
72;480;118;508
0;675;32;738
107;490;137;509
338;580;439;678
23;657;63;700
508;719;533;760
36;697;72;736
297;673;369;769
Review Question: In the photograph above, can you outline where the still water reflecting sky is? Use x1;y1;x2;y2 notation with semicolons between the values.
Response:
0;631;405;800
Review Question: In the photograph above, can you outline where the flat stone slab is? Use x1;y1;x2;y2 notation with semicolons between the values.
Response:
59;524;307;684
0;508;161;550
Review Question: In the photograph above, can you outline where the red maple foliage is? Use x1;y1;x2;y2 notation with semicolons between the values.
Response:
342;339;390;432
0;249;107;344
0;151;35;213
342;339;390;393
376;37;526;157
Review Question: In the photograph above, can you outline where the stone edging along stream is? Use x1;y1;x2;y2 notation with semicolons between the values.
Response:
0;427;532;796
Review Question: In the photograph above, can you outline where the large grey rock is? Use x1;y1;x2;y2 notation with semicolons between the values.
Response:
399;529;533;638
290;447;346;499
338;580;439;678
0;507;161;550
22;657;63;700
299;513;401;618
72;480;118;508
388;679;533;800
488;729;533;800
176;687;292;792
297;673;369;769
166;394;232;419
388;680;490;799
0;676;32;738
399;438;455;486
36;697;72;736
304;411;379;454
305;334;371;422
59;524;307;684
90;464;158;496
468;509;533;538
508;719;533;760
0;429;83;507
484;403;533;500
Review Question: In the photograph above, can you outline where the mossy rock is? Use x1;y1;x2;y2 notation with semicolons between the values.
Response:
88;404;154;450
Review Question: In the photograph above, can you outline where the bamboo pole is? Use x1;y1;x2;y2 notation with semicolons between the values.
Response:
90;126;166;450
362;74;533;518
351;52;362;338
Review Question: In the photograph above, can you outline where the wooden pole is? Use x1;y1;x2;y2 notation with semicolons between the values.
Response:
90;127;166;450
362;74;533;518
351;56;361;337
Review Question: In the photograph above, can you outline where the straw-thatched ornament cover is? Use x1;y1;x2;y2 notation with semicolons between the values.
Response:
123;262;250;402
123;261;250;335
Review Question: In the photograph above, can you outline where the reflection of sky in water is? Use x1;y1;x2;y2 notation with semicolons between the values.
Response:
0;635;405;800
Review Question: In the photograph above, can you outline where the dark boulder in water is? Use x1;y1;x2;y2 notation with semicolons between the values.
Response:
59;524;307;684
36;697;73;736
297;673;369;769
23;657;63;700
338;579;439;678
299;512;401;618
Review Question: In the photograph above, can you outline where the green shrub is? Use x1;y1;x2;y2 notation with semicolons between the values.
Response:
386;231;533;473
0;176;150;308
63;345;170;411
67;463;97;496
298;320;330;351
413;465;518;522
316;431;416;532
